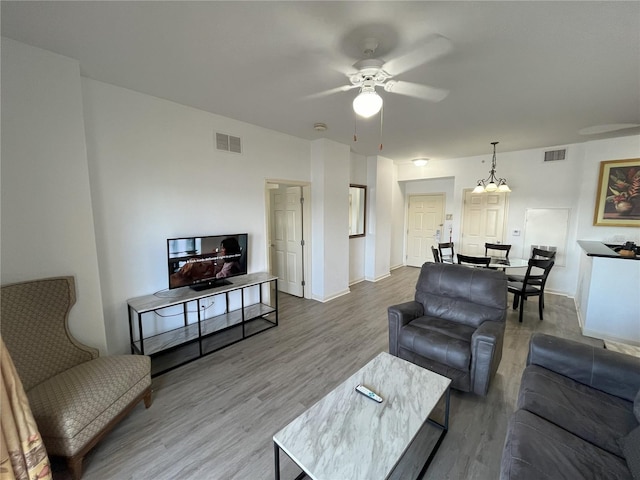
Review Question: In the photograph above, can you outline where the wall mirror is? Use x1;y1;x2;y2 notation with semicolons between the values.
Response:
349;184;367;237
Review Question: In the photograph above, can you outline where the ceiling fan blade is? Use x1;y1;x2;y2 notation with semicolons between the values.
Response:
384;80;449;102
578;124;640;135
383;34;452;76
302;84;357;101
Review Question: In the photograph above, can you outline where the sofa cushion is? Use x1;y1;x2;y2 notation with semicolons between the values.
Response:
501;409;632;480
398;316;474;370
619;425;640;479
27;355;151;456
517;365;636;457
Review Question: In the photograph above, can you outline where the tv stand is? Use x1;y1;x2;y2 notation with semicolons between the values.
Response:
127;273;277;376
190;279;231;291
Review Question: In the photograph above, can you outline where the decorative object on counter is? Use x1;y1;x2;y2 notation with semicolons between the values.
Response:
619;241;638;258
593;158;640;227
473;141;511;193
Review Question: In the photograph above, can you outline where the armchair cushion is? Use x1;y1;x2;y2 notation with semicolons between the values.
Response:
415;264;507;328
28;355;151;457
398;317;474;370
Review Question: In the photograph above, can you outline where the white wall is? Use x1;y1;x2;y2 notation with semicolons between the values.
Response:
365;155;393;281
81;78;312;353
395;136;640;296
1;38;108;352
390;166;405;269
310;138;350;301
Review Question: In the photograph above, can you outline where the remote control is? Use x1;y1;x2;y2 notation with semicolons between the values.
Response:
355;384;383;403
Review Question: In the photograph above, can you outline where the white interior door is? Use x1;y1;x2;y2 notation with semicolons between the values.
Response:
270;185;304;297
461;190;508;255
406;194;445;267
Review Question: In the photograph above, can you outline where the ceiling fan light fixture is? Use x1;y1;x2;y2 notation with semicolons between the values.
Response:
353;89;383;118
412;158;429;167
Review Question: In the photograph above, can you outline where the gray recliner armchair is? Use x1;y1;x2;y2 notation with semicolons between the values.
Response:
388;262;508;396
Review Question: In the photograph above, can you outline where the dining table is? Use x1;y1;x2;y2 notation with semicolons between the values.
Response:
446;254;529;270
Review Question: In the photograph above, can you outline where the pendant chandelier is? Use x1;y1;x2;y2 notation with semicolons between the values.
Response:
473;141;511;193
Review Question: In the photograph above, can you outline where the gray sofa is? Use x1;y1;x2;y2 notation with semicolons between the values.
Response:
501;333;640;479
388;262;507;396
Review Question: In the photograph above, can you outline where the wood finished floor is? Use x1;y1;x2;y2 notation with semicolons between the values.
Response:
58;266;602;480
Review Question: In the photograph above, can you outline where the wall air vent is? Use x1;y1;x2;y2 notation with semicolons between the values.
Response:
215;132;242;154
544;149;566;162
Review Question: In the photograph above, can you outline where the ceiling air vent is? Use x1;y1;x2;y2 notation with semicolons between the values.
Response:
215;132;242;154
544;149;566;162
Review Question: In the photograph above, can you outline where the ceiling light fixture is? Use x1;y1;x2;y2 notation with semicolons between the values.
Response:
413;158;429;167
353;84;383;118
473;142;511;193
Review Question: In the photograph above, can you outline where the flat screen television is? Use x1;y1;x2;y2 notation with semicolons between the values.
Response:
167;233;248;290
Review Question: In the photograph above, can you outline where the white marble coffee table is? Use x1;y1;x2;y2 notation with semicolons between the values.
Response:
273;352;451;480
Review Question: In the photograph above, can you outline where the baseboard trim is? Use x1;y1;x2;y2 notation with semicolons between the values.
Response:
365;273;391;283
312;288;351;303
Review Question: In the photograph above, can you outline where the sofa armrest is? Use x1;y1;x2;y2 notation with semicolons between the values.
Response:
388;301;424;356
527;333;640;401
471;320;505;396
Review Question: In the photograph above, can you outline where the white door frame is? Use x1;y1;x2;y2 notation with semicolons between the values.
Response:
265;179;312;298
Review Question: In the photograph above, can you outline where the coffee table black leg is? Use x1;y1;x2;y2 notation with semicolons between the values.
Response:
419;386;451;479
274;441;308;480
274;442;281;480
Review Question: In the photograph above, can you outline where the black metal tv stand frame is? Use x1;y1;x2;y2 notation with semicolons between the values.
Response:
127;272;278;376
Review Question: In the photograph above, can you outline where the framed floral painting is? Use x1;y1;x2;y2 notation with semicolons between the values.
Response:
593;158;640;227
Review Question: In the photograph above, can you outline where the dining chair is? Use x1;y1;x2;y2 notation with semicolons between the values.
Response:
431;246;442;263
507;247;556;283
507;258;555;322
457;254;491;267
485;243;511;259
531;247;557;260
438;242;455;264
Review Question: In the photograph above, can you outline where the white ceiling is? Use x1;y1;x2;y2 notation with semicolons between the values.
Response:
2;1;639;163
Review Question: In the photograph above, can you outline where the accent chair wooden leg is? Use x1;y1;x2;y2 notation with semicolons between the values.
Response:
143;387;153;408
67;455;83;480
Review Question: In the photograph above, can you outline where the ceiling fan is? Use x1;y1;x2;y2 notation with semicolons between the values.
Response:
308;35;452;118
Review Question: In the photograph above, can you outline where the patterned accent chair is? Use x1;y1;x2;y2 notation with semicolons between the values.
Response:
1;276;152;479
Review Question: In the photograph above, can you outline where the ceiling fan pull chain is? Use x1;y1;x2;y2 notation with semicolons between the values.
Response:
379;105;384;150
353;113;358;142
